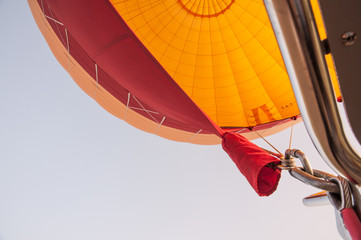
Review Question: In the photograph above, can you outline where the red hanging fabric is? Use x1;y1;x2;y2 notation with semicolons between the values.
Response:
222;132;281;196
341;208;361;240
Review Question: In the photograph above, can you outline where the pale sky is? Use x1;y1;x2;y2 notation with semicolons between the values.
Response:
0;1;341;239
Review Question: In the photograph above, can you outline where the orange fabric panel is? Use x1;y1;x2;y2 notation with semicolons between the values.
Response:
110;0;340;127
110;0;299;128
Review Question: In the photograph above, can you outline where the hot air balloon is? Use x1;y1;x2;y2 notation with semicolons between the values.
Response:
28;0;339;194
28;0;361;238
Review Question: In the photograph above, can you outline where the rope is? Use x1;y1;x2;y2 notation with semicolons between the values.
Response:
261;148;283;158
255;131;283;157
289;121;294;149
339;176;353;209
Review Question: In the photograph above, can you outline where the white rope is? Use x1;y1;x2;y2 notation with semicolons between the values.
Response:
65;28;69;53
289;120;295;149
128;107;159;115
255;131;284;156
94;64;98;98
65;28;70;70
123;92;131;118
132;95;159;123
41;0;45;13
45;15;64;26
47;6;66;48
156;116;166;133
191;129;202;140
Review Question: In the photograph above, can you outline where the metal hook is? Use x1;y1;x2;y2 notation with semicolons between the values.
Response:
289;168;340;193
278;149;340;193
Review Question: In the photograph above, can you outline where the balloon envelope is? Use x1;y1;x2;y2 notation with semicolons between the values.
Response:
28;0;338;144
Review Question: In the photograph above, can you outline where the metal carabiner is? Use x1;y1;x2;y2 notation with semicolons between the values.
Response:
289;168;339;193
278;149;340;193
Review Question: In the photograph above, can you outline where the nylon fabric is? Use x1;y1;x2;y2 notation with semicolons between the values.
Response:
341;208;361;240
110;0;340;127
222;132;281;196
110;0;297;127
40;0;223;136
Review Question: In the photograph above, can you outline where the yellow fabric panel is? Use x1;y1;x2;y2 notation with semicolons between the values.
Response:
310;0;341;99
110;0;304;127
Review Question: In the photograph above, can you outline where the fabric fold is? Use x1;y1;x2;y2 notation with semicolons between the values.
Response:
222;132;281;196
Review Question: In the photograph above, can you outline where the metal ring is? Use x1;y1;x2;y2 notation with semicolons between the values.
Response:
328;176;352;211
285;149;313;175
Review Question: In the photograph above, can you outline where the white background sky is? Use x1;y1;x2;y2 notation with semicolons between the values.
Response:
0;1;342;239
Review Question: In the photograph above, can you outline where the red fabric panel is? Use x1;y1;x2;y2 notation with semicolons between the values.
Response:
40;0;222;136
341;208;361;240
222;132;281;196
